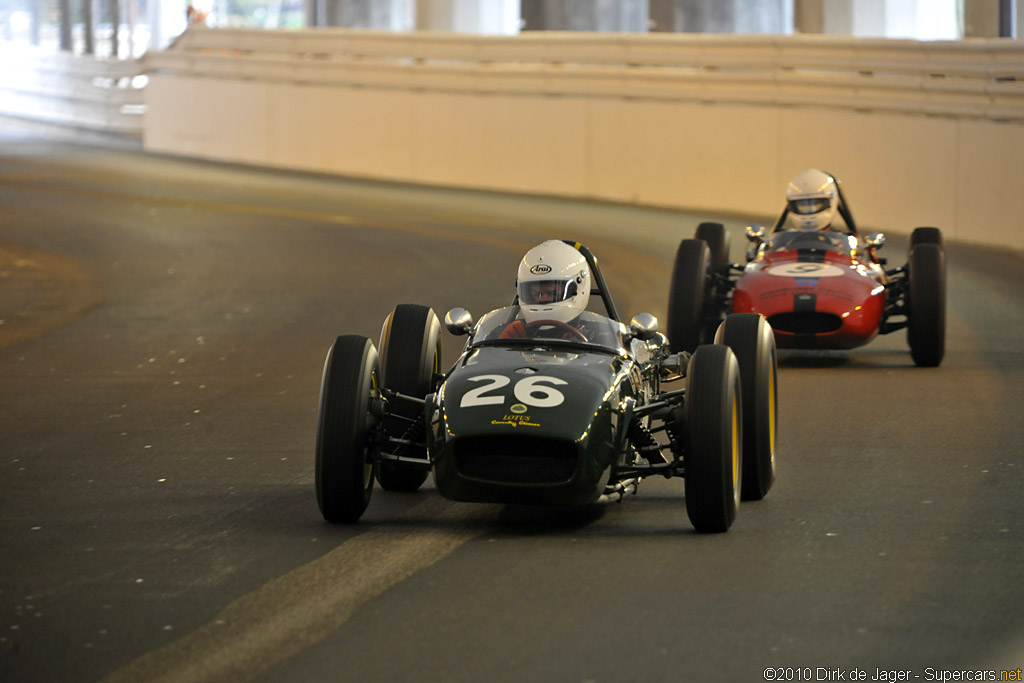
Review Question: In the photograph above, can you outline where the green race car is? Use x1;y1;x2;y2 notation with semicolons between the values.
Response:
315;241;778;532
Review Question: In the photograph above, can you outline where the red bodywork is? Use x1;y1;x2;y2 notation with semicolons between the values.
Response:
731;231;887;350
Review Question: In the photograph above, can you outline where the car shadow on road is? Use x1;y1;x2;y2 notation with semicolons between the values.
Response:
778;348;918;369
286;486;744;538
490;503;607;534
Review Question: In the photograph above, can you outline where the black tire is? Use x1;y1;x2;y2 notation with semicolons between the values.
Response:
715;313;777;501
377;304;441;491
910;227;943;250
685;344;742;533
315;336;379;523
695;222;731;276
667;239;711;353
907;243;946;367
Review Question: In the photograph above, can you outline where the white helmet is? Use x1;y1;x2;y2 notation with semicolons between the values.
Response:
786;169;838;231
516;240;591;324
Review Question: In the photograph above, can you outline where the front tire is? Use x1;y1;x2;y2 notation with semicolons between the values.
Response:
685;345;742;533
715;313;777;501
377;304;441;491
695;222;731;277
907;243;946;367
668;239;712;353
910;227;943;250
315;336;380;523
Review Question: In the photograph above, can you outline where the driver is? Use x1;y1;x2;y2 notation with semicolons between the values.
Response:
785;168;839;231
501;240;591;341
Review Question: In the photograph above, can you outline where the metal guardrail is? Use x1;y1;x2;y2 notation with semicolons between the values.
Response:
0;42;145;137
148;28;1024;122
3;28;1022;140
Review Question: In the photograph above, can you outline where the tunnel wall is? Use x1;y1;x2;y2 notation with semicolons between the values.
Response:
144;29;1024;244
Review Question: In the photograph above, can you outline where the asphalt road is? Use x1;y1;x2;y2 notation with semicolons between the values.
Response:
1;140;1022;683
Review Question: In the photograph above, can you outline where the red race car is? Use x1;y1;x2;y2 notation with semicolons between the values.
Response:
667;169;946;367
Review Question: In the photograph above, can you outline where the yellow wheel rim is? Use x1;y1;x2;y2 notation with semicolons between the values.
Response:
768;363;777;459
364;369;379;487
731;395;740;490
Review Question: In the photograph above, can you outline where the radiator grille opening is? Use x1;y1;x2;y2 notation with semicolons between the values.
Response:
454;436;577;484
769;312;843;335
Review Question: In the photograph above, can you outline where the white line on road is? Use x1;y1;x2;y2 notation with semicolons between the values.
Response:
101;497;485;683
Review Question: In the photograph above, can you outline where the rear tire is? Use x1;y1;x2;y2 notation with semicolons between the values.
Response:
668;239;712;353
907;243;946;367
685;345;742;533
715;313;777;501
377;304;441;491
315;336;379;523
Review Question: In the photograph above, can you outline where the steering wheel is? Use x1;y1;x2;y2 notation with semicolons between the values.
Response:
523;319;587;342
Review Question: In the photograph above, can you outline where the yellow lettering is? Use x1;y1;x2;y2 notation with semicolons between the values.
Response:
491;415;541;428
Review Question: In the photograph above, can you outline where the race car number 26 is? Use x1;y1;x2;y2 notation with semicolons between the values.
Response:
460;374;567;408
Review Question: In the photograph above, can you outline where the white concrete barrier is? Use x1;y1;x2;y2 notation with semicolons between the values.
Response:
141;28;1024;245
0;42;145;137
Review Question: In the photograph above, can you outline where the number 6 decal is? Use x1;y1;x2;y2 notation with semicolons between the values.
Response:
513;376;567;407
460;374;567;408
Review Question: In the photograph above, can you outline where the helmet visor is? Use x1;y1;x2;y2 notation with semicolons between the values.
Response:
790;198;831;215
519;279;579;305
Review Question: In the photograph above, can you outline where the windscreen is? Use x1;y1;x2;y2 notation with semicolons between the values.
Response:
471;306;627;354
767;230;853;255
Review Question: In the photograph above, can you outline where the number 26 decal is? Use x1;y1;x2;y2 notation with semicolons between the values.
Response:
460;374;567;408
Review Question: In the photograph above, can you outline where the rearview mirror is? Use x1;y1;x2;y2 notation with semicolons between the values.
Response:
864;232;886;250
745;224;767;242
629;313;659;341
444;308;474;336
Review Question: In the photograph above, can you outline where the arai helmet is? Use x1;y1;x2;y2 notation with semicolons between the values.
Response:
786;169;838;231
516;240;591;324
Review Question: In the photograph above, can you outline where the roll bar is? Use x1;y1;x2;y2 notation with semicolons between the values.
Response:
562;240;621;322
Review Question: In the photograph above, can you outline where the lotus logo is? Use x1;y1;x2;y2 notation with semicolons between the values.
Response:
510;403;528;414
529;264;552;275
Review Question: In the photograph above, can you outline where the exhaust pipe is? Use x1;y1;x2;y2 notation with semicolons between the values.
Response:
597;478;640;504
